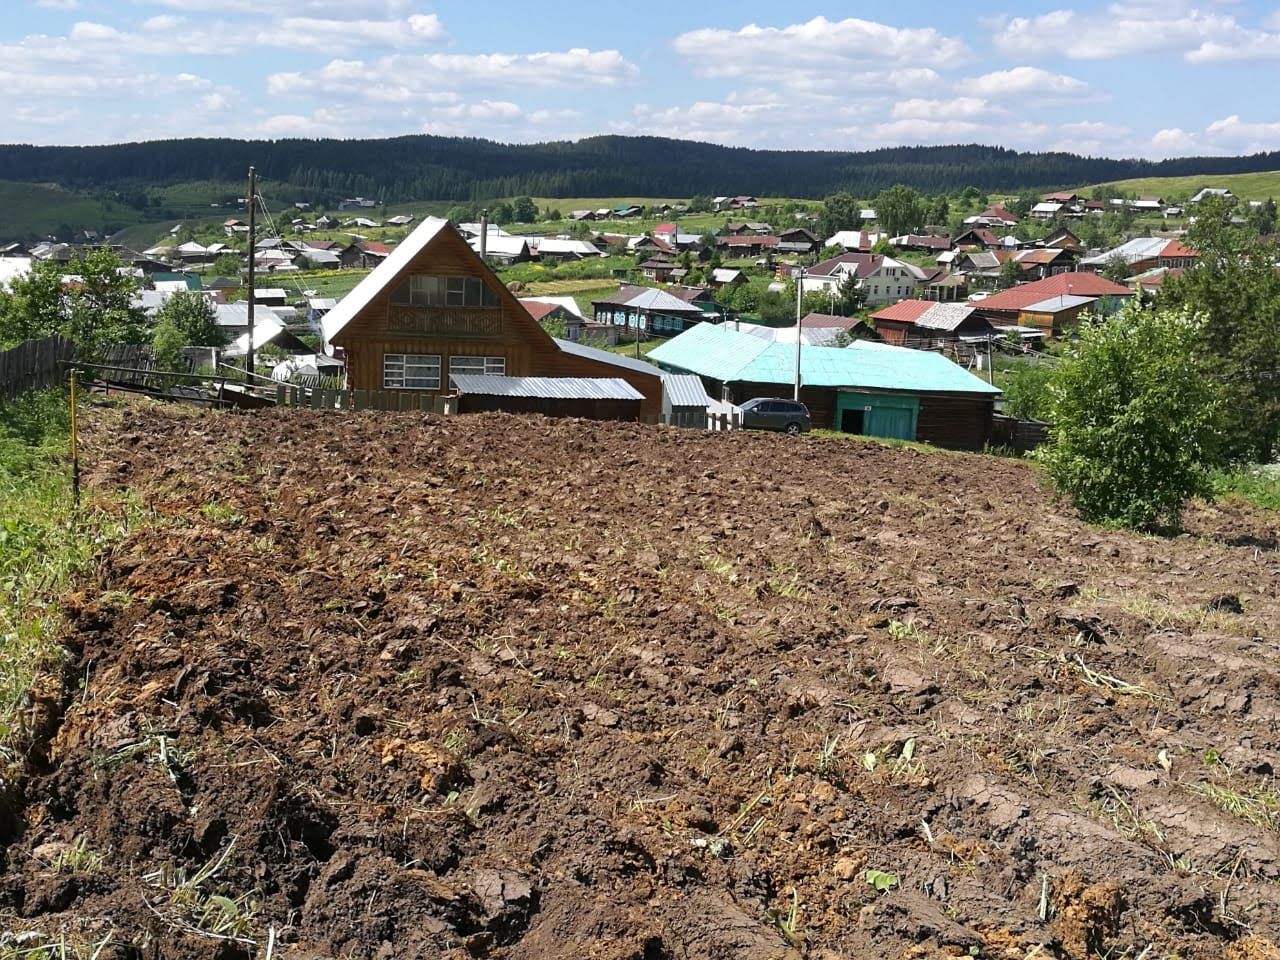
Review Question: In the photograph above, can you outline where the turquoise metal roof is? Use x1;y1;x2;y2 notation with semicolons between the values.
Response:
648;322;999;395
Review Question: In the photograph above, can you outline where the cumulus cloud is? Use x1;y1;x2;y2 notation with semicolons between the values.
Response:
962;66;1097;102
890;97;1002;121
673;16;972;80
267;48;638;103
1204;114;1280;150
992;4;1280;62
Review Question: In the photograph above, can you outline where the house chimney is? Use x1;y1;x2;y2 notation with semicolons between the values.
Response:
479;209;488;262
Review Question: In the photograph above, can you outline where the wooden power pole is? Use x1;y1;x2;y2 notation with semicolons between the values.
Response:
246;166;257;378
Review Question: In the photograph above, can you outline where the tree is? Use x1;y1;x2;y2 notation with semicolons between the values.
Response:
490;200;514;223
155;290;226;347
512;196;538;223
820;191;860;238
874;184;925;237
923;194;950;226
998;359;1053;420
688;195;712;213
1160;195;1280;462
212;253;243;278
1248;197;1277;236
1100;253;1131;283
1038;303;1224;531
151;316;186;376
0;248;146;360
998;259;1023;289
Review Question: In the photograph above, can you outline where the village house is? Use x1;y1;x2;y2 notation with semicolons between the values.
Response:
319;217;670;420
869;300;993;347
801;252;931;306
591;284;713;338
649;322;1000;450
970;273;1134;336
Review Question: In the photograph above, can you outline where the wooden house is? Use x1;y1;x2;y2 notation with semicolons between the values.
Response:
320;217;664;419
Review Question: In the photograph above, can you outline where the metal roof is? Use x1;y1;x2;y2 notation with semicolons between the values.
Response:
553;337;663;378
1080;237;1169;266
1021;294;1096;312
449;374;643;401
649;322;999;395
661;373;712;408
321;218;450;342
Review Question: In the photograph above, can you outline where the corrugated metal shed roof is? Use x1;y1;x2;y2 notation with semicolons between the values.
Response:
1021;294;1096;312
449;374;643;401
649;323;999;395
661;373;711;408
553;337;664;378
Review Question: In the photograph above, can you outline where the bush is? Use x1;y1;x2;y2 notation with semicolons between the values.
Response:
1038;303;1224;532
998;360;1053;421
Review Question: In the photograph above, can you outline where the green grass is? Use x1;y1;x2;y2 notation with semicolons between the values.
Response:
1213;466;1280;511
0;389;134;762
1084;169;1280;203
0;181;155;241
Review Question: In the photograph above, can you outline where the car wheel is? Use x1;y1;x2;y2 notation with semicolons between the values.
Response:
785;423;801;436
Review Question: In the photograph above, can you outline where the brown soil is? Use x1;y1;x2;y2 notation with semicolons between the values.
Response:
3;401;1279;959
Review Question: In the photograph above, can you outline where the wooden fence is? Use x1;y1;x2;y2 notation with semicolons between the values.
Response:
274;384;742;430
0;335;76;401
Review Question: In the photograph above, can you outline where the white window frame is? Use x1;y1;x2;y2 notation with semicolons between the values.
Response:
383;353;441;390
448;355;506;377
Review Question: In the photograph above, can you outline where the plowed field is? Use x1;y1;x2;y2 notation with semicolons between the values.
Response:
3;402;1279;960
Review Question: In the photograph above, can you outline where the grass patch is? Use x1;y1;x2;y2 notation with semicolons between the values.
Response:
0;389;134;761
1213;467;1280;511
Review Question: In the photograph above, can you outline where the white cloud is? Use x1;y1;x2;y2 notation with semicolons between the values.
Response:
891;97;1002;121
963;66;1096;101
137;0;409;15
267;47;638;103
267;14;446;51
992;4;1280;62
35;0;80;9
673;16;972;78
1204;114;1280;151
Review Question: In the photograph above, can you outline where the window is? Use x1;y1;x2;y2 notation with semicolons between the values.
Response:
391;275;499;308
383;353;441;390
448;355;506;377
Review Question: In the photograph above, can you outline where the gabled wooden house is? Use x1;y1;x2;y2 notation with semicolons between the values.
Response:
321;218;664;418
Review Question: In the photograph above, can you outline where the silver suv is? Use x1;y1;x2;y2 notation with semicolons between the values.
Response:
738;398;812;435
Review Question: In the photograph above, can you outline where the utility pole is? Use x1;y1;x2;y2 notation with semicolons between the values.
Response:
794;267;804;401
246;165;257;379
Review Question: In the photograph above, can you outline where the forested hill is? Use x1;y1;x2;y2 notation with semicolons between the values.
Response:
3;135;1280;201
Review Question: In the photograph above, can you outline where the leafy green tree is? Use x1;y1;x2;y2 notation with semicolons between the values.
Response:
1248;197;1277;236
1038;303;1224;531
512;196;538;223
873;184;925;237
0;248;146;359
1160;195;1280;462
820;191;860;238
151;316;186;375
212;253;243;277
998;359;1053;420
923;194;950;226
1100;253;1131;283
998;259;1023;289
688;195;712;213
490;200;514;223
155;290;226;347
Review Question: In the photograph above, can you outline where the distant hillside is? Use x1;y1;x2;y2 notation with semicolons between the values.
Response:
1089;169;1280;202
5;135;1280;206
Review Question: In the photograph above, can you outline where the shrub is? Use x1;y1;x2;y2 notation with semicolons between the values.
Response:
1038;303;1224;531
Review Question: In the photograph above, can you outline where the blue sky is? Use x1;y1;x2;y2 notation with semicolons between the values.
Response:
3;0;1280;158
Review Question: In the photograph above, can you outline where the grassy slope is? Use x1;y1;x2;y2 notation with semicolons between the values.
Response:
0;181;151;240
1085;169;1280;202
0;390;133;757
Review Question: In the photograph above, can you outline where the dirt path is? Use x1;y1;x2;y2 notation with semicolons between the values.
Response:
3;402;1278;959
